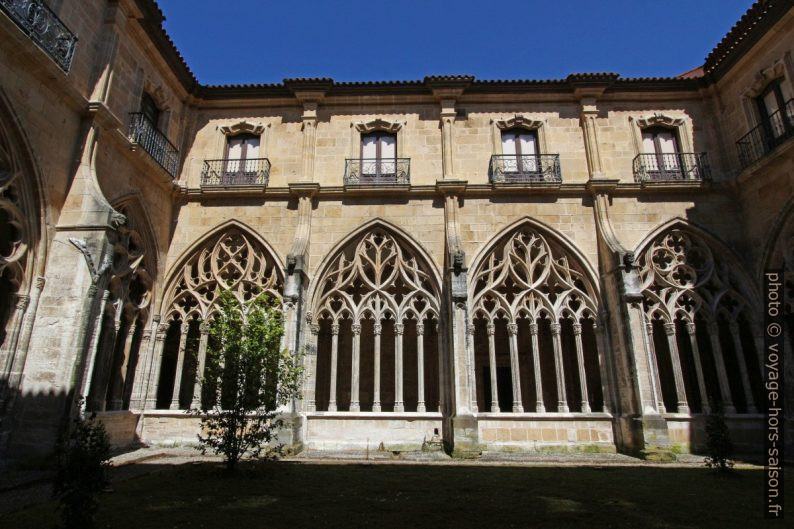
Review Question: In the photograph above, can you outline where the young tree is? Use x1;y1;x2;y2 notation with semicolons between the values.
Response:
704;399;734;472
192;290;302;471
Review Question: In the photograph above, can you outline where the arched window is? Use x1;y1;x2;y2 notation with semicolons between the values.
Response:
470;224;604;414
155;227;283;410
638;228;763;415
310;227;441;413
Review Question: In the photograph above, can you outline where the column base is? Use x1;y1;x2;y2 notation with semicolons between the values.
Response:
581;402;591;413
349;402;360;412
417;403;426;413
677;402;690;415
394;403;405;413
512;403;524;413
372;402;381;412
558;402;569;413
328;402;337;412
535;403;545;413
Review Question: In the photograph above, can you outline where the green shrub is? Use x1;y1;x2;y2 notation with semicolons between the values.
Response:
53;407;111;529
704;399;734;472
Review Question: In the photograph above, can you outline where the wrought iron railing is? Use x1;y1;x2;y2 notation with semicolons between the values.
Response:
344;158;410;185
489;154;561;183
736;98;794;168
200;158;271;187
632;153;710;182
0;0;77;72
128;113;180;179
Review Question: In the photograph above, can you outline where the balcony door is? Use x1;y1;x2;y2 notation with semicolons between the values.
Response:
641;127;681;179
361;132;396;179
225;134;260;180
757;79;793;140
501;129;539;174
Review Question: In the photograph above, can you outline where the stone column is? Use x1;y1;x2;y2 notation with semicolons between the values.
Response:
707;322;736;413
592;319;613;414
0;295;29;377
686;322;710;413
580;99;605;178
572;322;591;413
90;317;120;411
440;99;456;179
486;322;499;412
550;322;569;412
129;328;151;410
394;322;405;412
466;323;478;412
372;322;382;412
144;323;168;409
416;322;426;413
4;277;45;398
645;321;666;414
169;322;190;410
328;322;340;412
108;320;138;410
663;322;689;414
191;322;210;409
437;323;444;413
506;322;523;412
78;290;110;409
350;322;361;412
305;322;320;412
529;322;545;412
729;321;757;413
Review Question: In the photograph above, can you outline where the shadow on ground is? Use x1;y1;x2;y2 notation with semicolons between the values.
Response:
0;460;789;529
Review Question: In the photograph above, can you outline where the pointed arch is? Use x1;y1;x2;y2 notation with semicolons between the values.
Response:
634;218;763;415
307;218;442;320
0;87;49;390
468;216;601;322
159;220;285;322
307;219;443;414
468;217;604;414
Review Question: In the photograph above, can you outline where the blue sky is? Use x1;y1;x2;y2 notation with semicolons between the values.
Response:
160;0;752;85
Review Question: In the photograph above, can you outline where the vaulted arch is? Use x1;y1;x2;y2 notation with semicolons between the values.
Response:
307;220;442;414
634;219;763;416
468;218;605;415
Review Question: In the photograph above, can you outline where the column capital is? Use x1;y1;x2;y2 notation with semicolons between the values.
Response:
550;322;561;335
686;322;697;336
727;320;741;334
645;321;654;334
466;323;475;335
416;322;425;336
141;330;152;341
506;322;518;336
34;276;46;289
373;322;382;335
572;322;582;335
663;322;676;336
528;322;538;335
394;323;405;335
199;321;210;334
351;323;361;335
181;321;190;333
156;322;169;336
486;322;495;336
331;323;340;336
310;323;320;335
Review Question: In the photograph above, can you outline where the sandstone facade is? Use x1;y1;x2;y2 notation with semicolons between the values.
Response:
0;0;791;460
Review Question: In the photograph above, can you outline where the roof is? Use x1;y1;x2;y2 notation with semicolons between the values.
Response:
138;0;792;99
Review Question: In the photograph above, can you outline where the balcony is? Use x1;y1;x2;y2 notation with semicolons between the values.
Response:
344;158;410;186
632;153;710;183
736;99;794;169
200;158;271;187
1;0;77;72
128;113;180;179
489;154;561;184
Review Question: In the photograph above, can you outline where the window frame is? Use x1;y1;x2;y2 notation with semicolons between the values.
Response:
500;127;540;175
360;131;398;179
640;126;684;180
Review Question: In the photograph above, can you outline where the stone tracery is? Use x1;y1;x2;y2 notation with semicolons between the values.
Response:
637;228;761;414
152;227;283;410
470;225;604;414
311;227;441;413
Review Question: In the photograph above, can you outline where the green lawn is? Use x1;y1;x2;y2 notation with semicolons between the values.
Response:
2;461;789;529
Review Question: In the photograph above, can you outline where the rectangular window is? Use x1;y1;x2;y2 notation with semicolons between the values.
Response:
361;132;397;178
642;127;681;176
225;134;260;175
140;93;160;127
501;129;539;173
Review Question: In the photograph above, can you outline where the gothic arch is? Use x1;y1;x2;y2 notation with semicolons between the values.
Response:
468;218;606;415
307;219;443;414
0;87;48;398
85;196;157;411
149;221;284;410
634;219;763;416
